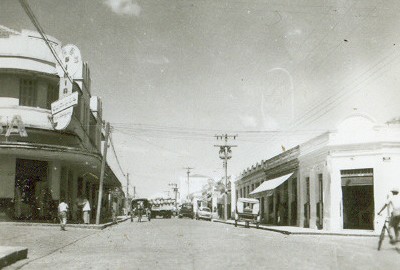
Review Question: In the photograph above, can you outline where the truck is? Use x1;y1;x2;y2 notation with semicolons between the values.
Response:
149;197;175;219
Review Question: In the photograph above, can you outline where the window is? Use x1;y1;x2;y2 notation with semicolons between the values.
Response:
306;177;310;203
19;79;37;107
46;84;58;109
318;174;323;202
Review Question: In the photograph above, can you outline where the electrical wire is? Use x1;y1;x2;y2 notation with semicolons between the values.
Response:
19;0;73;84
109;131;126;177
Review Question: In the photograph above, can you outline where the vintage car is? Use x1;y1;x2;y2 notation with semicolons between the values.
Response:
234;198;260;228
130;198;151;222
196;207;212;221
178;203;194;219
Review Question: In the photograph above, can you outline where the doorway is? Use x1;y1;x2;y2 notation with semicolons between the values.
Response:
341;169;374;230
14;159;49;219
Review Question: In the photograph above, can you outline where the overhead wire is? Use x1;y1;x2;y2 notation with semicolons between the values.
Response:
19;0;73;84
109;130;127;177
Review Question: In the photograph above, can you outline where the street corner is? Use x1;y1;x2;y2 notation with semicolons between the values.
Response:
0;246;28;269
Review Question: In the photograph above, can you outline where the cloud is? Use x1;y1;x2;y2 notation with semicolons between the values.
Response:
104;0;141;16
240;115;258;128
141;55;170;65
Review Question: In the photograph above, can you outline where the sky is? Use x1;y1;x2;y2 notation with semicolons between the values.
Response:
2;0;400;197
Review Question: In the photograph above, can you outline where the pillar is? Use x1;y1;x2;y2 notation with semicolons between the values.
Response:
309;168;317;229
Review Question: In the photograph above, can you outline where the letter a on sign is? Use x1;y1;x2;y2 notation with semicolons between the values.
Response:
5;115;28;137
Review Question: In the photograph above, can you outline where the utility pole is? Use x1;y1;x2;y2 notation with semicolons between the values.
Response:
126;173;130;213
183;167;194;201
133;186;136;199
96;122;110;225
169;183;178;209
214;134;237;221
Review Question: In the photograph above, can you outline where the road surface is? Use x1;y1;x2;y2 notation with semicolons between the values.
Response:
1;218;398;269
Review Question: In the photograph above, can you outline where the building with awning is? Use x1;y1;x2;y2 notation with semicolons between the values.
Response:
235;114;400;233
0;26;123;223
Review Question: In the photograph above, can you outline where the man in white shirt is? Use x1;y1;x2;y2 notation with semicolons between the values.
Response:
58;199;69;231
82;199;91;224
378;187;400;244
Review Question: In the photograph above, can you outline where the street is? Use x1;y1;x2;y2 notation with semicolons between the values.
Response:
1;219;398;270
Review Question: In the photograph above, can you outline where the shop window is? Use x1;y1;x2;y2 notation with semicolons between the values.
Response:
19;79;37;107
46;84;58;109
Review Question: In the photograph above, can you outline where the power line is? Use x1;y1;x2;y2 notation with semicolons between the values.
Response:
19;0;73;84
109;131;126;177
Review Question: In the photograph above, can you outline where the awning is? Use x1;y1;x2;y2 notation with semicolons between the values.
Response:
249;173;294;196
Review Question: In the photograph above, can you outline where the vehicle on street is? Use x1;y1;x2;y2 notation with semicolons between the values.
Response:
131;198;151;222
178;203;194;219
234;198;260;228
150;198;174;218
196;207;212;221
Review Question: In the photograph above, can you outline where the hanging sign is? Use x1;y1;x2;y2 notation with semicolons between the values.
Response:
51;92;78;115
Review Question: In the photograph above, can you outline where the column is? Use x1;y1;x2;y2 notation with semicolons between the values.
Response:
309;168;317;229
288;179;293;226
48;161;61;200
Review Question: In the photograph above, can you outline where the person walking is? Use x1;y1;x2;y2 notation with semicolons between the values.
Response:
82;198;91;224
378;187;400;244
58;198;69;231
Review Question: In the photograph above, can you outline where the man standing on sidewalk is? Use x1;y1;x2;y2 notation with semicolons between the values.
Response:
82;198;91;224
58;198;69;231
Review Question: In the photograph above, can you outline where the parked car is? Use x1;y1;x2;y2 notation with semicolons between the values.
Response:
178;203;194;219
196;207;212;221
235;198;260;228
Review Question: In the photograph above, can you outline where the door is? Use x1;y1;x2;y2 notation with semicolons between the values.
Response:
341;169;374;230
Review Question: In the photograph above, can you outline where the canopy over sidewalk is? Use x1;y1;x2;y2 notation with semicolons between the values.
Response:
249;173;294;196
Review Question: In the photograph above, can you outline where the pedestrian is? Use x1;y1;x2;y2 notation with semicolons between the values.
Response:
378;187;400;244
111;199;118;224
58;198;69;231
82;198;91;224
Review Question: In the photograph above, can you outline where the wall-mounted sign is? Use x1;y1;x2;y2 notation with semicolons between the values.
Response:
51;92;78;115
52;107;73;130
0;115;28;137
52;44;82;131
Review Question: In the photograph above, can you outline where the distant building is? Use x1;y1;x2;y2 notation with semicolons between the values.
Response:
235;114;400;233
0;25;123;222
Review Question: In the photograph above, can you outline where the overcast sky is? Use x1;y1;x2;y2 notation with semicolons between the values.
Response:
2;0;400;197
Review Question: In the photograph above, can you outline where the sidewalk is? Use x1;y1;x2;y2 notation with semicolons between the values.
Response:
0;246;28;269
0;216;129;268
213;219;379;237
0;216;130;230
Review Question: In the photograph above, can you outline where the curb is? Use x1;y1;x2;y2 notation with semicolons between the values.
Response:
212;219;379;237
0;246;28;269
0;217;130;230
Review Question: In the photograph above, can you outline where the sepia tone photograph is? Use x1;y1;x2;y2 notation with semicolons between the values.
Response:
0;0;400;269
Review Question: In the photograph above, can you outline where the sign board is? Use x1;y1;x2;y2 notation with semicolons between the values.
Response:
59;77;73;99
53;107;73;130
51;92;78;115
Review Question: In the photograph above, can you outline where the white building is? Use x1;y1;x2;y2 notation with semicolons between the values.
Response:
236;114;400;233
0;25;123;222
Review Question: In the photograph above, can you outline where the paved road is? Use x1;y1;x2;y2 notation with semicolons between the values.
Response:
1;218;399;269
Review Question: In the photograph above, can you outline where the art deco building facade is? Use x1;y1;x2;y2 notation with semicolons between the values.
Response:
0;25;123;222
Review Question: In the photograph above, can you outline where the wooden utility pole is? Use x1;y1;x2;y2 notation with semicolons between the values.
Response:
214;134;237;221
183;167;194;200
126;173;130;212
96;122;110;225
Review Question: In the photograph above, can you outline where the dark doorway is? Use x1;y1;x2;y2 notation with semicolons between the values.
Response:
14;159;49;219
341;169;374;230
